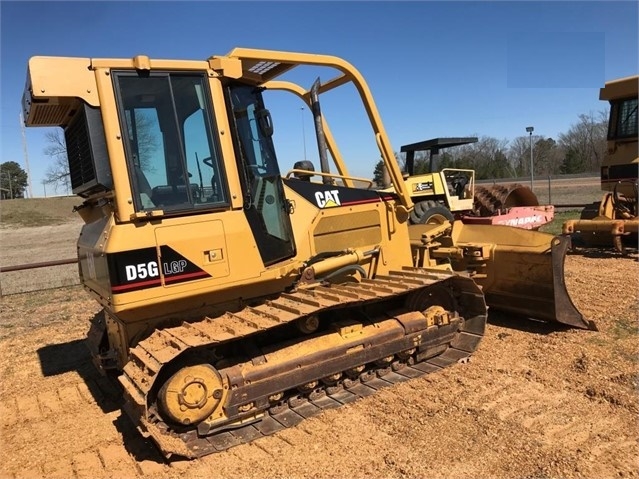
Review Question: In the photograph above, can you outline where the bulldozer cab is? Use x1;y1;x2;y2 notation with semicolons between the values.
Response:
22;50;418;320
71;63;296;267
599;75;638;198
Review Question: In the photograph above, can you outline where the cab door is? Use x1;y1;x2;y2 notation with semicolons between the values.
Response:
227;84;296;266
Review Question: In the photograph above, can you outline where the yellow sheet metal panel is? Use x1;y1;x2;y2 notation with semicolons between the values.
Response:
599;75;638;101
27;56;99;105
314;210;382;251
23;57;99;127
90;57;209;71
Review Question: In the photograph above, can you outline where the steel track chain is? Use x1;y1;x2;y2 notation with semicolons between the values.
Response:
147;348;472;458
119;268;487;458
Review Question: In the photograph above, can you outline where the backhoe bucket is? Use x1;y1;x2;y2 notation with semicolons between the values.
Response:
442;223;596;330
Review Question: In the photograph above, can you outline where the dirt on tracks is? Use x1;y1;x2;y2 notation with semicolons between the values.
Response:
0;250;638;479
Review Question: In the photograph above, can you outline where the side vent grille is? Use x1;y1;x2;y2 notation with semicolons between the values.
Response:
65;108;96;190
63;105;113;198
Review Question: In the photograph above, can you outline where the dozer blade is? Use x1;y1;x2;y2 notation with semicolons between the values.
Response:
443;222;596;330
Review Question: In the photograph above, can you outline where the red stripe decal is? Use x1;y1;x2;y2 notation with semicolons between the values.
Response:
164;271;210;284
111;278;161;292
112;271;210;293
341;198;382;206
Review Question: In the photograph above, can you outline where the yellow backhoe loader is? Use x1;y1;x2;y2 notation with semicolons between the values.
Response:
562;75;638;251
23;48;594;459
397;137;554;228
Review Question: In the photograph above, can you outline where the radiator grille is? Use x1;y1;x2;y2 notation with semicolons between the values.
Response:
65;109;96;190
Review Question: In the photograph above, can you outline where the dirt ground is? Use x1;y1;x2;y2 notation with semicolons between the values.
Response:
0;220;83;295
1;217;638;479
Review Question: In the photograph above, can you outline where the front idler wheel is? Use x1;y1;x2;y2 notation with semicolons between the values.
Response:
157;364;227;427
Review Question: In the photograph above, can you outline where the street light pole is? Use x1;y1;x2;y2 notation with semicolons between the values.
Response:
526;126;534;191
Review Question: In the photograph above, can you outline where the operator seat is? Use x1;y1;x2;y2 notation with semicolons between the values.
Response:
293;160;315;181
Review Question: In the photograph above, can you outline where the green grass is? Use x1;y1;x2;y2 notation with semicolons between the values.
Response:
0;197;80;227
538;210;581;235
612;316;639;340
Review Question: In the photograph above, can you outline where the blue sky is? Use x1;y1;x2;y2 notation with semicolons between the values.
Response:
1;1;637;197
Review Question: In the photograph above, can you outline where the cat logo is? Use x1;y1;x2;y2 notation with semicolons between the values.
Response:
315;190;341;208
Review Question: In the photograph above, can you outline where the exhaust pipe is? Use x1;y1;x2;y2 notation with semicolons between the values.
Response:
310;78;331;184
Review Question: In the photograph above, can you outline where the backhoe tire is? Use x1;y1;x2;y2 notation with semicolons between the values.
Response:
410;200;454;225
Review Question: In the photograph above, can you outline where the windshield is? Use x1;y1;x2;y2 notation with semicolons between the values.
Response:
610;97;638;140
114;72;227;212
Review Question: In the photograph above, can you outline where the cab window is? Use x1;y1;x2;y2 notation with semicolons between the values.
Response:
610;97;638;139
114;72;227;211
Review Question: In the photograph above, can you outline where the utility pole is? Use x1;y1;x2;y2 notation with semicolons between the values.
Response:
19;112;33;198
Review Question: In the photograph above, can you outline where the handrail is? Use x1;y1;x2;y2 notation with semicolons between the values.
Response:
285;170;374;189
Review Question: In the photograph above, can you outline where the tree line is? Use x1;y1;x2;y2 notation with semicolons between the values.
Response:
36;107;610;195
374;109;609;185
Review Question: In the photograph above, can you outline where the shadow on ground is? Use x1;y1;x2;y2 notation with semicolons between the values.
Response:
487;310;572;335
569;232;638;259
569;246;638;260
36;336;169;465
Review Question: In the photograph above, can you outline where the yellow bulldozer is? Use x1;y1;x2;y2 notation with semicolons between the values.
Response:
562;75;638;251
23;48;594;459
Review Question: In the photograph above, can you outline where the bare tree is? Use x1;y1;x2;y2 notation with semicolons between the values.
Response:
132;110;159;174
509;136;534;177
558;110;608;173
43;130;71;194
450;136;511;179
508;135;563;178
533;137;564;177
